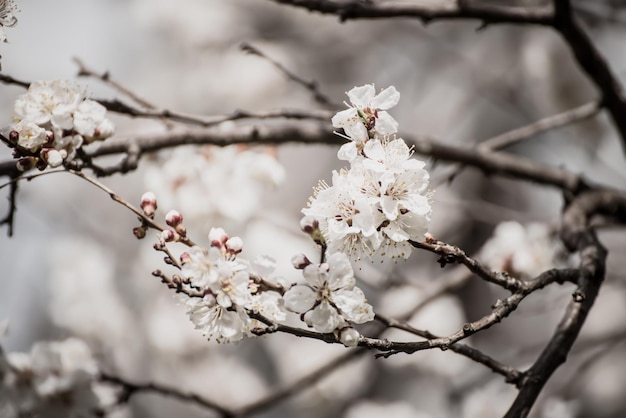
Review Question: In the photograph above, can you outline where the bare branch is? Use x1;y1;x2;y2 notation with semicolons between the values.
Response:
266;0;553;25
505;189;626;417
240;42;338;108
100;373;233;417
553;0;626;155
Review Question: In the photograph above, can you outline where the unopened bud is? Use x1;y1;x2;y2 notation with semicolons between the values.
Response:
140;192;158;217
226;236;243;254
41;148;64;168
180;252;191;265
300;216;325;245
209;227;228;248
165;209;186;235
339;327;360;348
16;157;38;172
133;226;147;239
300;216;319;234
8;130;19;145
291;254;312;269
160;229;179;243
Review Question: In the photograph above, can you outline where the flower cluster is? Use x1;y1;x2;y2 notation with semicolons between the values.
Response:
0;0;18;44
0;334;103;417
180;227;286;343
480;221;565;279
304;84;432;260
144;145;285;224
7;80;114;170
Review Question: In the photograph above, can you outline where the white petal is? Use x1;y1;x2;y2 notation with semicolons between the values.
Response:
283;285;317;313
347;84;375;107
304;301;345;333
381;195;399;221
343;121;368;142
337;142;358;162
331;108;358;128
371;86;400;110
375;111;399;135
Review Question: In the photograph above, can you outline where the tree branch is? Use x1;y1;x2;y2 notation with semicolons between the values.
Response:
505;189;626;417
266;0;553;25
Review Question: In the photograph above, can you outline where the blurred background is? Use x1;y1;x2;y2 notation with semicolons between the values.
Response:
1;0;626;417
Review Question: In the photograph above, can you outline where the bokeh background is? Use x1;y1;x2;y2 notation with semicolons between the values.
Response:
2;0;626;417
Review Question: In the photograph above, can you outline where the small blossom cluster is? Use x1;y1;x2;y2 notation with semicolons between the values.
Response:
179;227;287;343
0;334;103;417
303;84;432;260
144;145;285;224
480;221;565;279
6;80;114;170
0;0;18;44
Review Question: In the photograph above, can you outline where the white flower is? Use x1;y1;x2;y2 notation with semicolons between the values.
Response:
0;0;18;43
480;221;561;278
144;146;285;223
1;338;102;417
14;120;47;152
182;246;220;287
303;170;384;259
186;295;248;343
14;80;83;130
73;100;115;143
283;252;374;333
332;84;400;142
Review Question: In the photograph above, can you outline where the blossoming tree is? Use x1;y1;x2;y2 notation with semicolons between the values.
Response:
2;1;626;417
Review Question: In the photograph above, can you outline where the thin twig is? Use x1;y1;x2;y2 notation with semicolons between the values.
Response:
67;169;196;247
100;373;233;417
240;42;338;109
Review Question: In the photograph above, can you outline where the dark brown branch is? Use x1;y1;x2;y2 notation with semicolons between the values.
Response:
553;0;626;155
79;121;585;192
411;237;524;292
505;189;626;417
267;0;553;25
100;373;233;417
375;313;523;385
0;73;29;88
99;98;330;127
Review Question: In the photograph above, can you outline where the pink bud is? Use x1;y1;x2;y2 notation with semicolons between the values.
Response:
209;227;228;248
225;236;243;254
140;192;158;217
160;229;179;243
291;254;311;269
180;252;191;264
165;209;183;226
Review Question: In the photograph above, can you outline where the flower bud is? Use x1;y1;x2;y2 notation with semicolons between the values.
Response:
165;209;186;235
133;226;147;239
225;236;243;254
300;216;325;245
41;148;65;168
300;216;319;234
16;157;38;172
8;130;19;145
180;252;191;265
209;227;228;248
291;253;311;270
160;229;179;243
140;192;158;217
339;327;360;347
